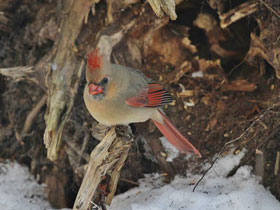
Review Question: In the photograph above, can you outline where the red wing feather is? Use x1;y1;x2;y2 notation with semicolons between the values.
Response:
126;83;173;108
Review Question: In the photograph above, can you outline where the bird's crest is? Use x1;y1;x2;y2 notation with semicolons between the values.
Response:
87;49;102;72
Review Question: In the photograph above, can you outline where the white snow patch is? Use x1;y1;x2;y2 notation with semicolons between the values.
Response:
0;161;54;210
109;150;280;210
191;71;204;78
1;151;280;210
202;149;246;176
159;137;179;162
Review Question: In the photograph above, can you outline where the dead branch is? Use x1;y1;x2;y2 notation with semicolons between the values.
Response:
147;0;177;20
73;126;133;210
220;1;259;28
43;0;99;161
0;51;54;90
0;66;38;84
15;95;47;142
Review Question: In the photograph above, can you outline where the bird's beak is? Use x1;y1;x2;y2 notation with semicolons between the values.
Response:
88;83;103;95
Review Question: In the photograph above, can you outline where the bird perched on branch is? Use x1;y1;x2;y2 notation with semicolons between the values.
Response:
83;50;201;157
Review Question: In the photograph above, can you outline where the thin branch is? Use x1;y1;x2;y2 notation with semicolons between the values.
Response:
259;0;280;19
0;66;38;84
64;139;90;162
120;178;139;186
22;95;47;134
15;95;47;142
274;151;280;176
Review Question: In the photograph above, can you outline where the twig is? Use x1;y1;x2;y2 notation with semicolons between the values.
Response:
219;1;259;28
259;0;280;19
90;201;103;210
274;151;280;176
64;139;90;162
227;57;246;76
193;99;279;192
23;95;47;134
120;178;139;186
79;132;90;162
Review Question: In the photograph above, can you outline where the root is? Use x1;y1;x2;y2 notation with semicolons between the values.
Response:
15;95;47;142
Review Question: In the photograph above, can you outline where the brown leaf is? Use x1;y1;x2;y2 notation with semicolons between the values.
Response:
216;100;226;114
198;58;222;72
221;79;256;92
182;37;197;54
205;118;217;131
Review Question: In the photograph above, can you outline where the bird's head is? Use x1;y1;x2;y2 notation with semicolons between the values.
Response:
86;49;116;100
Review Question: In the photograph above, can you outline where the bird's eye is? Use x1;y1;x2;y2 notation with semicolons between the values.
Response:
101;77;108;85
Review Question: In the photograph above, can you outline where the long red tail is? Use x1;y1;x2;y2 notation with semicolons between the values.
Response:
152;110;201;157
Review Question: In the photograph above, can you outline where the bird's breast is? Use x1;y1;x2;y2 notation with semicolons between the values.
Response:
83;86;155;126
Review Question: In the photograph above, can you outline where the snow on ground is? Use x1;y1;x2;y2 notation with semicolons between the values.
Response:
1;149;280;210
109;150;280;210
0;161;54;210
159;137;180;162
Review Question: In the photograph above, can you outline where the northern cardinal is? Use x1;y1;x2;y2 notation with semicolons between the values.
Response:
83;50;201;157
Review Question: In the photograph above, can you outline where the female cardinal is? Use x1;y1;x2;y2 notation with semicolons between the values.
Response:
83;50;201;157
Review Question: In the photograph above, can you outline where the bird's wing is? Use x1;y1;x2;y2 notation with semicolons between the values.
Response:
125;83;173;108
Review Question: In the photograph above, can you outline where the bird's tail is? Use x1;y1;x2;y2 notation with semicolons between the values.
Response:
152;110;201;157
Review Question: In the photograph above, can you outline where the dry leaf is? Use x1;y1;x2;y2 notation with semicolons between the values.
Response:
221;79;256;92
178;90;194;98
182;37;197;54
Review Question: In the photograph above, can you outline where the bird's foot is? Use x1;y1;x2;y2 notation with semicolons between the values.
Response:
115;125;133;140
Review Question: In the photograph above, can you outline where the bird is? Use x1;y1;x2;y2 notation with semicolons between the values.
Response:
83;49;201;157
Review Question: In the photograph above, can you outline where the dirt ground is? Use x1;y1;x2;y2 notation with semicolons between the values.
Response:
0;0;280;208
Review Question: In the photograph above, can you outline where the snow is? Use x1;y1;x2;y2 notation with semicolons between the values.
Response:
0;161;54;210
191;71;204;78
1;150;280;210
109;150;280;210
159;137;179;162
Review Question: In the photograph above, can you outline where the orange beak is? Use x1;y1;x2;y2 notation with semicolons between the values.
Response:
89;83;103;95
